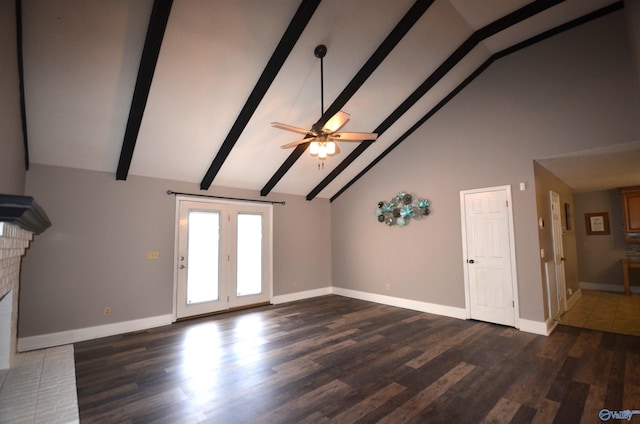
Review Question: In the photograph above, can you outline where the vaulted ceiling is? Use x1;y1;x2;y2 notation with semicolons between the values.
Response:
19;0;623;201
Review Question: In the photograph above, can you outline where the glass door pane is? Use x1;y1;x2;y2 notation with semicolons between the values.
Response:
187;210;220;304
236;213;262;297
176;200;229;319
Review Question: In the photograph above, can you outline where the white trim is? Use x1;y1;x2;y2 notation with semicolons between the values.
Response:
172;198;180;321
566;288;582;310
272;287;332;304
17;314;173;352
332;287;467;319
274;287;467;320
549;190;568;314
460;185;520;328
18;286;556;351
520;317;554;336
580;281;640;294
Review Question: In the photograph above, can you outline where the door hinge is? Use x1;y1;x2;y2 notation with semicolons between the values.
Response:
512;300;514;307
506;200;508;207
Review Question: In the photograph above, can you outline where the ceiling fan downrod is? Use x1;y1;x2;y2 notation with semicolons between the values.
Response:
314;44;328;170
314;44;327;117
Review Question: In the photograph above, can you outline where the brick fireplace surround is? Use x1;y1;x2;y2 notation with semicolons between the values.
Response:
0;222;34;370
0;195;50;370
0;195;83;423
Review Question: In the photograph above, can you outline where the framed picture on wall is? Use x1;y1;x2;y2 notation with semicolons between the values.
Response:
585;212;610;235
564;203;571;230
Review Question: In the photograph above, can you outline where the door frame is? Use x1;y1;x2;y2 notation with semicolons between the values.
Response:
549;190;567;317
171;195;273;321
460;185;520;328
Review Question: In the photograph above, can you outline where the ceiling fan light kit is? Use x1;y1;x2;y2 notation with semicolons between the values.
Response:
271;45;377;169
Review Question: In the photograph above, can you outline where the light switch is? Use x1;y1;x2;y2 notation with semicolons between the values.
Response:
540;248;545;258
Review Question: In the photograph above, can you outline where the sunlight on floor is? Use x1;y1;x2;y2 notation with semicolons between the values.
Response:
179;313;270;395
560;289;640;336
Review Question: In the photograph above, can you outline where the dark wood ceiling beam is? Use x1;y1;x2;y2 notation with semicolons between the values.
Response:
306;0;564;201
16;0;29;170
116;0;173;181
260;0;434;197
199;0;321;191
329;1;623;203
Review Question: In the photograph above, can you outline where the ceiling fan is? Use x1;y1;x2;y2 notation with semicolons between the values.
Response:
271;45;378;168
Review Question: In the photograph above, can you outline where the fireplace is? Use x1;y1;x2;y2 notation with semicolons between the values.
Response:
0;195;50;370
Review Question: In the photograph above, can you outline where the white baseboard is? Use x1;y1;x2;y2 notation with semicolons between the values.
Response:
272;287;332;304
19;285;559;351
331;287;468;320
17;314;173;352
566;288;582;310
520;318;555;336
579;281;639;294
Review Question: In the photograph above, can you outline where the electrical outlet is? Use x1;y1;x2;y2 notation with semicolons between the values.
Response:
568;288;573;296
293;281;299;288
385;283;391;292
103;306;111;316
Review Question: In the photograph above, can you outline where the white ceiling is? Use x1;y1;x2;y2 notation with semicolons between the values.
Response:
21;0;631;200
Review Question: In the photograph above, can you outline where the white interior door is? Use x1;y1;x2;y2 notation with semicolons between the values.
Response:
549;191;567;317
175;198;272;319
461;186;517;327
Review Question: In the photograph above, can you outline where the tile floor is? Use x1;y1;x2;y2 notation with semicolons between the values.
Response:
0;345;79;423
560;289;640;336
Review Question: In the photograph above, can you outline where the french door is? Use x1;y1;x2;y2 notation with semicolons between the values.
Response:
175;198;272;319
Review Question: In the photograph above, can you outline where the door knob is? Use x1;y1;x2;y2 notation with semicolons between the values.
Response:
468;259;475;264
179;264;186;269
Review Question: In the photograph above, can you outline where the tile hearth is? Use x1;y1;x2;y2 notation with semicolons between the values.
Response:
0;345;78;423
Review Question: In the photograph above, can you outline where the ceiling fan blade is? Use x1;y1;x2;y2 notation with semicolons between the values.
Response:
323;111;351;133
280;138;313;149
331;132;378;141
271;122;316;136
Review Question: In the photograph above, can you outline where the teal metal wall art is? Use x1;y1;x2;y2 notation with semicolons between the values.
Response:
375;192;430;227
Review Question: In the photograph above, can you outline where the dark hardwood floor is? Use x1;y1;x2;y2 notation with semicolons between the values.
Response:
74;295;640;423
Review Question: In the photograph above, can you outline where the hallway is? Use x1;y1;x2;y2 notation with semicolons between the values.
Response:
560;290;640;336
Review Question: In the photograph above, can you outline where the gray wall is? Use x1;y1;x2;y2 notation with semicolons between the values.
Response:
17;8;640;338
331;10;640;322
0;1;26;195
20;164;331;337
533;161;579;314
573;189;636;289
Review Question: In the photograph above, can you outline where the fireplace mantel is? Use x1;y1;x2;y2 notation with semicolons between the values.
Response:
0;194;50;370
0;194;51;234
